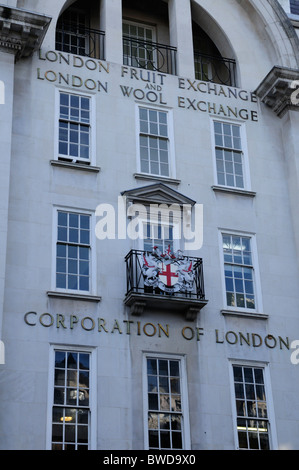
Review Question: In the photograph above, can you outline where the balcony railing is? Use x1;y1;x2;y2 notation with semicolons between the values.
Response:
194;50;237;87
124;249;207;320
56;21;105;60
123;36;177;75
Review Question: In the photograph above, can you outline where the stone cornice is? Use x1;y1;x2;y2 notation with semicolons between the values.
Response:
0;5;51;60
255;65;299;117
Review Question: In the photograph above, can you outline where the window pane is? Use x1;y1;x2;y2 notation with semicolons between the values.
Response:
233;366;270;450
146;358;183;450
56;274;66;289
52;350;91;449
56;212;90;292
55;369;65;386
149;393;159;410
159;413;170;430
159;377;169;393
223;234;255;310
160;431;170;449
59;93;91;161
214;121;244;188
172;431;182;449
79;276;89;291
140;107;169;176
159;360;168;376
149;431;159;448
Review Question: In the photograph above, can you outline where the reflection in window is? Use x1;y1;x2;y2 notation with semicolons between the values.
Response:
58;92;91;163
214;121;244;188
139;107;170;177
123;21;156;70
233;365;270;450
146;357;183;450
52;350;90;450
222;234;255;310
56;211;91;292
143;223;174;254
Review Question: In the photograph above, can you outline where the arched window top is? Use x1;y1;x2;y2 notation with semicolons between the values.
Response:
56;0;105;59
192;21;237;87
55;0;237;83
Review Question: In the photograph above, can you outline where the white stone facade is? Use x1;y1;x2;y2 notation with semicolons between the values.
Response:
0;0;299;451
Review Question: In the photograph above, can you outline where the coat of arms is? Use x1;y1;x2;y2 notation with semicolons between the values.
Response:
141;245;195;294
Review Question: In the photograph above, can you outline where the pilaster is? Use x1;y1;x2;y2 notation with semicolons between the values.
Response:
168;0;195;78
256;66;299;266
0;6;51;340
100;0;123;65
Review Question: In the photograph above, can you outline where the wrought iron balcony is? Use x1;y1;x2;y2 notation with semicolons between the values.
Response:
124;249;207;320
194;50;237;87
56;21;105;60
123;36;177;75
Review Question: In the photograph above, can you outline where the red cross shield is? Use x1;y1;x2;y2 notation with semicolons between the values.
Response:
159;262;179;287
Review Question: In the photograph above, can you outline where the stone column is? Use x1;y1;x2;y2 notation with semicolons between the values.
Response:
100;0;123;65
168;0;195;78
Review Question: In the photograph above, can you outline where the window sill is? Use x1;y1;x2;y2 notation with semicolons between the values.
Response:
47;291;102;302
134;172;181;186
212;185;256;197
221;309;268;320
51;160;101;173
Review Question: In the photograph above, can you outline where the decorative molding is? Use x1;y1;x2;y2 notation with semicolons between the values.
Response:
212;185;256;198
50;160;101;173
221;309;269;320
255;65;299;117
134;172;181;186
47;291;102;302
0;6;51;60
121;182;196;206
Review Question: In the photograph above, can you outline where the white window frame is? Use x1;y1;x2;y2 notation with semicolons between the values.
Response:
142;353;191;450
54;88;96;165
135;103;176;180
211;117;251;191
218;229;263;313
52;206;97;296
123;19;157;70
46;345;97;450
229;360;278;450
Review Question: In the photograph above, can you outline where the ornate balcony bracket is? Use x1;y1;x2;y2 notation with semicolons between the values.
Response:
255;66;299;117
124;292;208;321
0;6;51;60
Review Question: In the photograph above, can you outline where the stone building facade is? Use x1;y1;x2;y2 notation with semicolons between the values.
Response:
0;0;299;450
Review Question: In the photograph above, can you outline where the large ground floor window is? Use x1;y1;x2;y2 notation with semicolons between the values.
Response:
144;354;190;450
50;348;93;450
